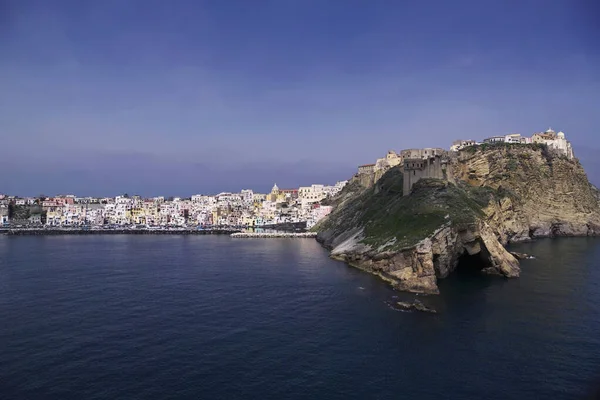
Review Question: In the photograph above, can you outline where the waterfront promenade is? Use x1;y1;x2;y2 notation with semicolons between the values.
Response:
0;226;315;236
231;232;317;238
0;227;242;236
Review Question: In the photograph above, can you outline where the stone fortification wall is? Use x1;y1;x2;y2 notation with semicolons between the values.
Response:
400;148;444;160
403;155;447;195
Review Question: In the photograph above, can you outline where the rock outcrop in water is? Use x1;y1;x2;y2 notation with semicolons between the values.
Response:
313;144;600;294
396;300;437;313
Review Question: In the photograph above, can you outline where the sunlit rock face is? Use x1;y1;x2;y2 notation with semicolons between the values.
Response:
314;145;600;294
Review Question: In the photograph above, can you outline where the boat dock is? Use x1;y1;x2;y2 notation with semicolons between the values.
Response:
230;232;317;238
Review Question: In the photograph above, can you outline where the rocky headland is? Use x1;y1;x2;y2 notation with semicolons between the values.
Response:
313;144;600;294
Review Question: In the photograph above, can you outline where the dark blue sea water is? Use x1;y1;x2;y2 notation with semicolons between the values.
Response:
1;235;599;399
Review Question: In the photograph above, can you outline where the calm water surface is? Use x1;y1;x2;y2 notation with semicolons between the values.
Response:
1;235;599;399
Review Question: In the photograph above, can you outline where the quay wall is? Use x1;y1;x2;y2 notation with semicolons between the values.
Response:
1;228;241;236
231;232;317;238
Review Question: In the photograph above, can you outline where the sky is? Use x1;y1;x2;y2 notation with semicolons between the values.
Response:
1;0;599;196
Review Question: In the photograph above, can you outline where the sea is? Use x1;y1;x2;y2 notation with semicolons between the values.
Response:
1;235;599;400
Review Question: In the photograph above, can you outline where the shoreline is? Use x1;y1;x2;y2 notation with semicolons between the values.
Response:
1;228;242;236
231;232;317;238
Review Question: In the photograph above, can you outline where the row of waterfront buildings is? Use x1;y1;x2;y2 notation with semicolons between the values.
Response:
0;181;348;229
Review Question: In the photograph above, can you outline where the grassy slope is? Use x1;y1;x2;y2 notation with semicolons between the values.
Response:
315;167;496;251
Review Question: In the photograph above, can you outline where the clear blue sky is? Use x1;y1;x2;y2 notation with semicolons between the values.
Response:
1;0;599;196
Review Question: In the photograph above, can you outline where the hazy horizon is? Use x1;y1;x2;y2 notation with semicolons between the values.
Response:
2;0;599;196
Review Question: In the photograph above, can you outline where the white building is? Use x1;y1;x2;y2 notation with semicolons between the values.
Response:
306;205;333;229
115;196;132;205
532;128;574;159
299;184;327;204
483;136;505;144
253;193;266;202
504;133;522;144
240;189;254;203
0;206;8;224
450;140;476;151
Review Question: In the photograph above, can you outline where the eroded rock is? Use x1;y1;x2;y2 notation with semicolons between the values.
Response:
396;300;437;313
315;145;600;295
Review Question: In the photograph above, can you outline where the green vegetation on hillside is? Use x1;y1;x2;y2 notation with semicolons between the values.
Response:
7;204;45;222
462;142;546;154
314;167;498;251
360;178;495;250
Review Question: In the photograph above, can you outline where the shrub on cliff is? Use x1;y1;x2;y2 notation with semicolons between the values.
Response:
315;164;497;251
362;178;495;250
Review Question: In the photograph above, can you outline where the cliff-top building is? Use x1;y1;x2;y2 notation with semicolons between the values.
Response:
450;140;476;151
400;148;445;160
357;163;376;175
375;150;402;172
452;127;574;159
483;136;505;144
402;150;449;196
532;128;574;159
357;151;403;179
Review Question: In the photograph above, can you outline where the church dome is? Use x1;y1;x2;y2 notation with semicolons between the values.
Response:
545;127;555;134
557;131;565;138
271;183;279;192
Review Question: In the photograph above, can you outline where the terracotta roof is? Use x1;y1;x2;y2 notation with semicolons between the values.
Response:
358;163;376;167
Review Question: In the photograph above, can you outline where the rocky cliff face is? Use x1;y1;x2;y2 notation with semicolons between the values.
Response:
314;145;600;294
454;145;600;241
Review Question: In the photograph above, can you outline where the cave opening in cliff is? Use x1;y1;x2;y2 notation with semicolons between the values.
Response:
455;250;492;276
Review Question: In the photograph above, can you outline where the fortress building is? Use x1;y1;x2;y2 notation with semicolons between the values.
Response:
358;150;403;177
375;150;402;172
400;148;445;160
402;150;449;196
357;163;376;175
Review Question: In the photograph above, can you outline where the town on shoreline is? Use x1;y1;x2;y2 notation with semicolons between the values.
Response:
1;128;574;233
0;182;347;231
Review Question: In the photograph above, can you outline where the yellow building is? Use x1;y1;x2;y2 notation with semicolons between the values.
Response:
46;210;61;225
212;210;220;225
242;215;256;227
130;208;146;224
268;183;280;202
